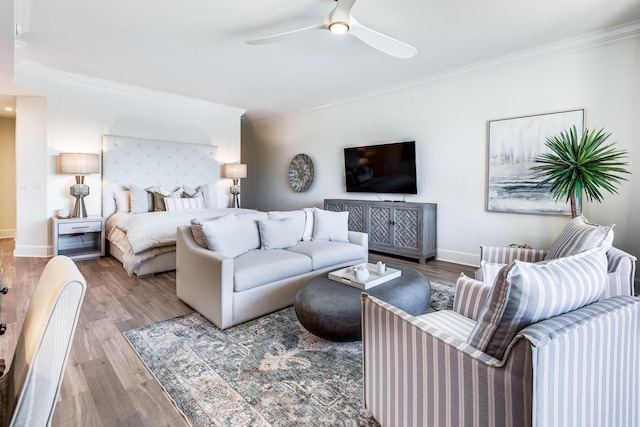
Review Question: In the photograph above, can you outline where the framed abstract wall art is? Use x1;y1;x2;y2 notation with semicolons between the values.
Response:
487;109;584;215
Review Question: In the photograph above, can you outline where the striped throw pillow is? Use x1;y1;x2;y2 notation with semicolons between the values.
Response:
545;215;614;260
164;196;204;211
467;248;607;360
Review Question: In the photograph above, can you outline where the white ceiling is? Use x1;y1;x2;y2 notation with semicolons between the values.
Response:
5;0;640;121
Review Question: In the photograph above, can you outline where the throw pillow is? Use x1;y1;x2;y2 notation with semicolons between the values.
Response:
480;260;507;285
200;214;248;258
267;210;306;242
189;218;209;248
236;212;268;250
258;218;299;249
302;207;314;241
467;248;607;360
184;183;215;208
152;187;182;211
164;197;204;211
545;215;614;260
312;208;349;242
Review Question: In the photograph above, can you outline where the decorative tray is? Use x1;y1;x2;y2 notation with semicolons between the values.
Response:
328;263;401;290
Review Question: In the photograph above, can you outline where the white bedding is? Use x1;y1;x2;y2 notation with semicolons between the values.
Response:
106;208;253;274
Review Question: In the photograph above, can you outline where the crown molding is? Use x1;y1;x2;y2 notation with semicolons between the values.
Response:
254;20;640;126
15;58;247;116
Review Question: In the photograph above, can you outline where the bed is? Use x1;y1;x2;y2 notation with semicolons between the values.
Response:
102;135;249;276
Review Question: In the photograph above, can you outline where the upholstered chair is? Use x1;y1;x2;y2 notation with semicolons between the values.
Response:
0;256;87;427
362;247;640;427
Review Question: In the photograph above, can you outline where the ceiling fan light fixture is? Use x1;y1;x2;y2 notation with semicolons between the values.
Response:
328;21;349;35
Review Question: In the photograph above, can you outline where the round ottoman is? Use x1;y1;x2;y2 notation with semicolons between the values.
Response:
294;264;431;341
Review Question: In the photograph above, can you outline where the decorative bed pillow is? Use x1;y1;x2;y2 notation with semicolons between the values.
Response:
312;208;349;242
480;260;507;285
545;215;614;260
201;214;248;258
258;218;299;249
184;183;215;208
267;211;306;242
467;248;607;360
129;184;152;213
152;187;182;211
113;190;130;213
164;197;204;211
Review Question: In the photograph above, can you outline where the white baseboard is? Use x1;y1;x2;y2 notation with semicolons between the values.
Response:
13;245;50;257
436;249;479;268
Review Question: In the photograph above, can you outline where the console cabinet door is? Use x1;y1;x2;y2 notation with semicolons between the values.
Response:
324;200;367;233
367;205;392;246
391;206;421;251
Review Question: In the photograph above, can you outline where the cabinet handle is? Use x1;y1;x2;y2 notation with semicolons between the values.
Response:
71;226;90;230
389;221;395;225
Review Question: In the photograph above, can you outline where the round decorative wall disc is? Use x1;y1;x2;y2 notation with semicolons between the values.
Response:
288;153;314;192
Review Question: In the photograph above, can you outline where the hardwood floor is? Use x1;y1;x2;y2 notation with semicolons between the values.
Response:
0;239;476;426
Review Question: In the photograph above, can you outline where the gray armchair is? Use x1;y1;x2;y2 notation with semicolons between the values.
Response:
362;247;640;427
0;256;87;427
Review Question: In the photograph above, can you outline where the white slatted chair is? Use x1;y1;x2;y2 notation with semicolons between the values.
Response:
0;256;87;427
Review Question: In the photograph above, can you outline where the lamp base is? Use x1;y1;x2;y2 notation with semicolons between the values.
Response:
230;181;241;208
72;195;88;218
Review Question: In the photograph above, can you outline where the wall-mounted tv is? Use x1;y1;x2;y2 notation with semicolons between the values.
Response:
344;141;417;194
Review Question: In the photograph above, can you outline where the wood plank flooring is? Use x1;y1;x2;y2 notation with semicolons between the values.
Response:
0;239;476;426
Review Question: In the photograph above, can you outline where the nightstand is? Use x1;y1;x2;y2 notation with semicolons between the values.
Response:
52;216;105;261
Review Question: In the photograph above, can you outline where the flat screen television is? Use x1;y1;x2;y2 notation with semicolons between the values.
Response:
344;141;418;194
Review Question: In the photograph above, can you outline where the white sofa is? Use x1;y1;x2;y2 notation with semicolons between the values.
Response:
176;208;368;329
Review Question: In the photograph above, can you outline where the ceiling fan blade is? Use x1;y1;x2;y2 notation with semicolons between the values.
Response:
246;23;324;45
349;18;417;59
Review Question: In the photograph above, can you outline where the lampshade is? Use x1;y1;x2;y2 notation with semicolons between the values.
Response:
60;153;100;175
222;163;247;179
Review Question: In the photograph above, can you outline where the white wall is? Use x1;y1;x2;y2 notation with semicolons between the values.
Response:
13;62;245;256
242;36;640;273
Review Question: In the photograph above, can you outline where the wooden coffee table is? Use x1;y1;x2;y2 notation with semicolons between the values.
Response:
293;264;431;341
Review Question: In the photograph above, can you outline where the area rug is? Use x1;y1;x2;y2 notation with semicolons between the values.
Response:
124;282;455;426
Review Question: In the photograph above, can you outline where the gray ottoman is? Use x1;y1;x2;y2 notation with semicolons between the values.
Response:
294;264;431;341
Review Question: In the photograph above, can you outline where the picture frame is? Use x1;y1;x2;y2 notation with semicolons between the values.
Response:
487;109;585;215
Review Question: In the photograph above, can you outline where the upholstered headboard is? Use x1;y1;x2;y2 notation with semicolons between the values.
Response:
102;135;219;218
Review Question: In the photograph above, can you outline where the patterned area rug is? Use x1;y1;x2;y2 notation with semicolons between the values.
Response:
124;282;455;426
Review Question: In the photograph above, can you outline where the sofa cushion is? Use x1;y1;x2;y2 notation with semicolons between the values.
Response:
545;215;614;260
480;260;506;285
201;214;248;258
234;249;312;292
259;218;300;249
288;241;365;270
267;210;306;242
312;208;349;242
236;211;268;250
467;248;607;360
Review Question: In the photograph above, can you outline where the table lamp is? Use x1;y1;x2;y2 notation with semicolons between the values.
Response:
60;153;100;218
222;163;247;208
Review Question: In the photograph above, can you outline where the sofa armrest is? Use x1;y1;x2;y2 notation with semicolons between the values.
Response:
453;273;492;321
362;294;532;427
176;225;235;329
348;231;368;262
604;247;637;297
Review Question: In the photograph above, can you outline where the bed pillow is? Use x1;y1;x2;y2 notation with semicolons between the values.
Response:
201;214;248;258
312;208;349;242
164;197;204;211
113;190;130;213
545;215;614;260
152;187;182;211
259;218;299;249
467;248;607;360
129;184;152;213
184;183;215;208
267;211;306;242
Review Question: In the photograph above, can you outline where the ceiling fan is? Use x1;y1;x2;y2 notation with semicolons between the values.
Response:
246;0;417;59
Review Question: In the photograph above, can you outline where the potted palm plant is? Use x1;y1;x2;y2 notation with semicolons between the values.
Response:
530;125;630;218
